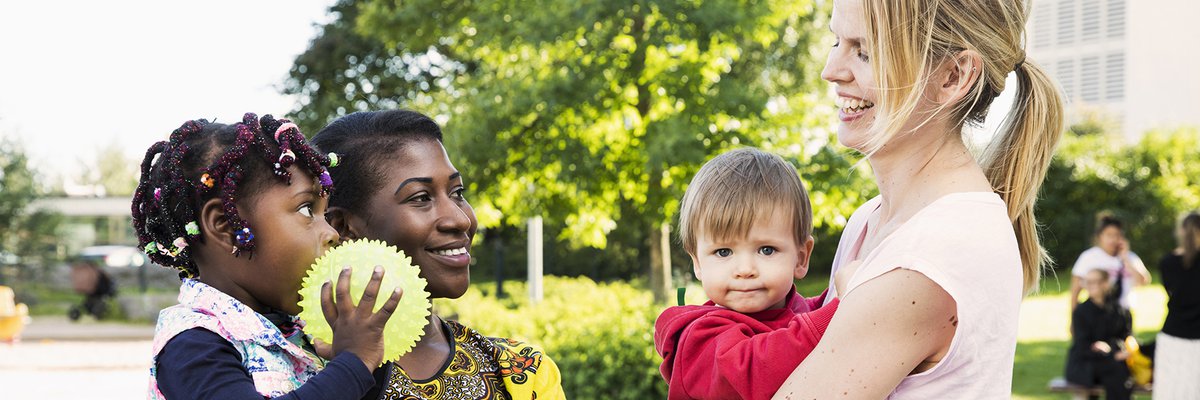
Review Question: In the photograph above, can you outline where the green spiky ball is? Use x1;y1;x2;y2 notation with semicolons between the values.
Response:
297;239;430;365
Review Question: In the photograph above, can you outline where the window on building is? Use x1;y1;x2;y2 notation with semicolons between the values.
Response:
1058;0;1077;46
1033;1;1054;49
1058;59;1076;103
1080;56;1100;102
1081;0;1101;42
1107;0;1125;39
1106;52;1125;101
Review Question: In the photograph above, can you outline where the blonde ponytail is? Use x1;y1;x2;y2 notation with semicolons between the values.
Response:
861;0;1065;294
981;60;1064;293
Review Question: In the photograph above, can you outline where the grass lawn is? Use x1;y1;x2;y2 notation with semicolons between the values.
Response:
1013;274;1162;399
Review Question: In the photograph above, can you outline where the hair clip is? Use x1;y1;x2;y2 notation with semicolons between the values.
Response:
274;122;298;143
184;221;200;236
235;227;254;247
273;149;297;177
144;242;158;255
153;188;162;202
156;242;168;254
327;153;340;167
172;237;188;251
279;149;296;165
318;171;334;197
199;173;215;188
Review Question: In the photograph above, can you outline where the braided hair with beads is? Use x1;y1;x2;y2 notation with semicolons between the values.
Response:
131;113;333;279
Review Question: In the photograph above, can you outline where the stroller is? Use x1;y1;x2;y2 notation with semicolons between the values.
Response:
68;260;117;321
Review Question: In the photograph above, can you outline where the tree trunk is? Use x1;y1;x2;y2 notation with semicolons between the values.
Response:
649;222;672;303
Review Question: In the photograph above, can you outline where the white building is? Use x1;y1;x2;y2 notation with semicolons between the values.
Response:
1027;0;1200;141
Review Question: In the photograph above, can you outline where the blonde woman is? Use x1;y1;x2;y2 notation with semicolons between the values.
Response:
773;0;1063;398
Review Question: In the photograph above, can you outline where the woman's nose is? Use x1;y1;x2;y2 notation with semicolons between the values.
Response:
821;51;851;84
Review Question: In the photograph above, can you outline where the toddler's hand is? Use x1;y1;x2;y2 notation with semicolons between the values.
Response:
321;266;403;371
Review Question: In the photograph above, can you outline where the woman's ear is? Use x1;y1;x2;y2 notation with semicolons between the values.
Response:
934;50;984;105
325;206;360;241
198;198;236;255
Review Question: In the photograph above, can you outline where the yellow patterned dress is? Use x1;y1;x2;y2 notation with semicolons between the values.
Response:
374;320;563;400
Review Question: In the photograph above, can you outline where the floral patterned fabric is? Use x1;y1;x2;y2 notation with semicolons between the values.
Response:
148;279;325;399
377;320;563;400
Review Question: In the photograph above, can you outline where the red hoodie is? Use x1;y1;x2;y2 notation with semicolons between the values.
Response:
654;290;839;400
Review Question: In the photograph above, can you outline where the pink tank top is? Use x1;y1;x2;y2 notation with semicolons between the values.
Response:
826;192;1023;399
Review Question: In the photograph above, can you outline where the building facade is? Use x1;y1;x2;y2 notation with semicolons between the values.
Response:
1027;0;1200;140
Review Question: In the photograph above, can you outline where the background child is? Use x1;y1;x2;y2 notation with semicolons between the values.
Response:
311;109;564;399
654;147;839;400
134;113;402;399
1066;269;1134;400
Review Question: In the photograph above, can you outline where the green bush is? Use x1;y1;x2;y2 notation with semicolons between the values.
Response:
435;276;666;399
1038;126;1200;277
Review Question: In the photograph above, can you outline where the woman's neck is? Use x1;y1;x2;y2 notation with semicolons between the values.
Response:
395;313;453;380
867;128;991;225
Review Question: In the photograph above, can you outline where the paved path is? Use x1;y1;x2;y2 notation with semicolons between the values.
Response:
1;316;155;399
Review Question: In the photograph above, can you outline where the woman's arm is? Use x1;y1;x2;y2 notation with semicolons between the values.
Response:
771;269;956;399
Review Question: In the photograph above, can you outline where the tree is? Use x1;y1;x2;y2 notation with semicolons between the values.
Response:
0;138;39;252
0;138;61;269
1038;123;1200;276
287;0;868;300
74;140;138;197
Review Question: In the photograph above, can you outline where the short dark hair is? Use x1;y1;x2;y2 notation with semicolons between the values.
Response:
1094;213;1124;237
310;110;443;213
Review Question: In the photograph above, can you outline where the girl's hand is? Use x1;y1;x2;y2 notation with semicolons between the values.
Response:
321;266;403;371
1116;238;1131;260
1091;341;1112;354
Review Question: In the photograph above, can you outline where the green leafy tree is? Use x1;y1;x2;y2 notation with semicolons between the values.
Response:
0;139;39;252
1038;124;1200;277
0;138;62;266
75;140;138;197
288;0;872;299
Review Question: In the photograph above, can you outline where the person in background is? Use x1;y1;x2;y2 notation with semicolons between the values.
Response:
1066;268;1133;400
1070;215;1152;314
1153;211;1200;399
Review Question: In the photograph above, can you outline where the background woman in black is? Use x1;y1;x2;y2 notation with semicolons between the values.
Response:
1066;269;1133;400
1154;211;1200;399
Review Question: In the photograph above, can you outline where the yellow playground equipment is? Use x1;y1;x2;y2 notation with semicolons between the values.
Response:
0;285;30;342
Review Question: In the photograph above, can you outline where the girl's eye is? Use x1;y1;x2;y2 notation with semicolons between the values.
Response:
409;193;432;203
715;248;733;257
298;204;314;218
759;246;777;256
832;39;840;48
857;49;870;62
452;187;466;200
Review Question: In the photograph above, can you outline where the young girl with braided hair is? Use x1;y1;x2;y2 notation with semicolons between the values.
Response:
135;113;403;399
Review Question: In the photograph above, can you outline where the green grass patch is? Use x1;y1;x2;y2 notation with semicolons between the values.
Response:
1012;284;1164;399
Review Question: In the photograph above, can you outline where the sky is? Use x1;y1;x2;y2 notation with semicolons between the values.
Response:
0;0;335;183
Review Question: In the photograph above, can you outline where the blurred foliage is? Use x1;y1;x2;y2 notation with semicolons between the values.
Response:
1038;125;1200;274
74;140;138;197
435;276;665;399
0;138;62;266
286;0;875;285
